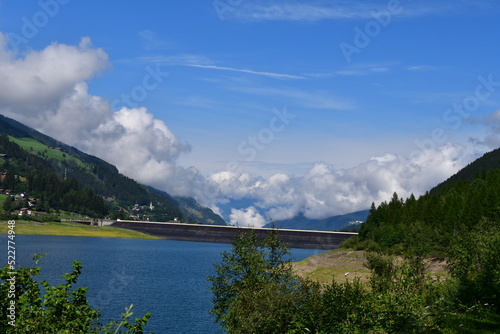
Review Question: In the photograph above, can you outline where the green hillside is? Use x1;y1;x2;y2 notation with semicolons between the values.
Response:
8;136;88;169
430;147;500;194
357;153;500;256
0;134;108;218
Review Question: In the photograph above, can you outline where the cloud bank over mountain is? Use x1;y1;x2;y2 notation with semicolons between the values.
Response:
0;35;492;227
201;144;474;227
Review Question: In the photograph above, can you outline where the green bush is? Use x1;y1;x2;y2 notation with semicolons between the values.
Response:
210;228;500;333
208;228;313;333
447;220;500;308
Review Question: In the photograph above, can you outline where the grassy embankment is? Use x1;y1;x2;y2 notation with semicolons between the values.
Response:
292;248;448;284
0;220;160;239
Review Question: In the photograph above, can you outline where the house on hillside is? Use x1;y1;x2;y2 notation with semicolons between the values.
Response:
18;208;33;216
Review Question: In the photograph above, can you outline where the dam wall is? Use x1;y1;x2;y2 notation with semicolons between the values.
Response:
111;220;357;250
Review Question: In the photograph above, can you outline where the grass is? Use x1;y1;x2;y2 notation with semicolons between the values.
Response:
0;220;161;239
8;136;88;169
293;249;499;332
292;248;372;284
440;308;500;333
292;248;448;285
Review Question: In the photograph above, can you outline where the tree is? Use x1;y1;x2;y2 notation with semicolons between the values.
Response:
3;196;13;212
3;170;16;190
208;228;319;333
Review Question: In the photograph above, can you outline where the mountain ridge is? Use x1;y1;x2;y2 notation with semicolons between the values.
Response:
357;145;500;255
430;147;500;195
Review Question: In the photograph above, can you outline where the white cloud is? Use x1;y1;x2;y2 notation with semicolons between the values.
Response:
407;65;436;71
187;64;306;80
236;2;382;22
138;54;212;67
205;143;476;222
0;34;194;197
0;33;486;227
0;34;108;116
233;1;494;22
335;70;365;76
230;85;354;111
230;206;266;227
468;110;500;149
83;107;192;188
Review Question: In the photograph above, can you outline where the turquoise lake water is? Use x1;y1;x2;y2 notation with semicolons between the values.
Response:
1;234;325;333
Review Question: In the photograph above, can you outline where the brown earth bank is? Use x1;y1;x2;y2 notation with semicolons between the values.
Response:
292;248;448;285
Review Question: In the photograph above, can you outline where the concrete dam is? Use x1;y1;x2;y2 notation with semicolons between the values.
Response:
111;220;357;250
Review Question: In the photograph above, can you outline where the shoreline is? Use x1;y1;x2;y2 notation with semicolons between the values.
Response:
0;220;160;239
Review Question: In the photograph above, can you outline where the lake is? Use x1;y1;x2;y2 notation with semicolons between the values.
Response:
1;234;325;333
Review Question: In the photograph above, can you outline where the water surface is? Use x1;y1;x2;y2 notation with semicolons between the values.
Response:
1;234;324;333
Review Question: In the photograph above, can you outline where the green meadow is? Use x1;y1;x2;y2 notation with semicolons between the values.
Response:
8;136;88;169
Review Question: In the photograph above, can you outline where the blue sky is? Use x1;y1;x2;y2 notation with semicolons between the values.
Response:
1;1;500;225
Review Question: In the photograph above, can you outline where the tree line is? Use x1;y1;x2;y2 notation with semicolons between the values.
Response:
357;166;500;256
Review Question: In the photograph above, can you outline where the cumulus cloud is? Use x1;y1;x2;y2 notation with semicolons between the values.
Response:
205;143;475;222
0;35;108;115
0;33;484;226
0;33;194;196
229;206;266;227
82;107;192;188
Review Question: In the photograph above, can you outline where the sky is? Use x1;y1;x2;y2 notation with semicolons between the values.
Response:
0;0;499;226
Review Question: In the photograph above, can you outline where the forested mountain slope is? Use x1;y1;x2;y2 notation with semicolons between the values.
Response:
430;147;500;195
357;148;500;255
0;114;225;224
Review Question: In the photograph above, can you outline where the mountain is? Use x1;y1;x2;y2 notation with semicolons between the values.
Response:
0;114;226;225
147;186;227;225
264;210;370;232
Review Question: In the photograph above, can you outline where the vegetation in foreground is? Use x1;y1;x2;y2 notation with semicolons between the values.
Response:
0;256;151;333
209;229;500;333
0;220;160;239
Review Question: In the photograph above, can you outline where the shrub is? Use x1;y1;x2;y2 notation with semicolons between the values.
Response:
447;220;500;308
210;227;500;333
